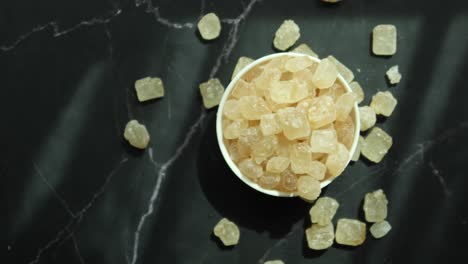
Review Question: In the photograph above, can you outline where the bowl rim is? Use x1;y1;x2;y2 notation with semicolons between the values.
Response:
216;52;361;197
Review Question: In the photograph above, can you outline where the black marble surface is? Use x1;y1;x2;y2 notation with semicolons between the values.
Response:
3;0;468;263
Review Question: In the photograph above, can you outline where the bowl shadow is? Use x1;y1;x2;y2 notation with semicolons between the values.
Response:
197;114;308;239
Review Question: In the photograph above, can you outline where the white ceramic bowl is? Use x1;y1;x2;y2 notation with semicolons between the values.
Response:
216;52;360;197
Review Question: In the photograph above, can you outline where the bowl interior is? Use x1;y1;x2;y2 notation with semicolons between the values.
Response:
216;52;361;197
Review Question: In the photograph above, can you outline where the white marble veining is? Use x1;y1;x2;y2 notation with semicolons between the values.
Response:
129;2;261;263
27;157;129;264
0;9;121;52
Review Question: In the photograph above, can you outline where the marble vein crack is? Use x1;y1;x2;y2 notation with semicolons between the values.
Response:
104;25;114;59
71;234;85;264
27;157;128;264
428;161;451;197
32;161;75;217
141;0;194;29
258;222;302;264
209;0;260;78
129;1;260;263
395;120;468;174
0;9;121;53
130;111;206;264
335;164;389;199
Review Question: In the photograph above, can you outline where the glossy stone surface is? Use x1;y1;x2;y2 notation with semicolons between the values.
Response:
361;127;393;163
363;189;389;222
199;78;225;109
4;1;468;263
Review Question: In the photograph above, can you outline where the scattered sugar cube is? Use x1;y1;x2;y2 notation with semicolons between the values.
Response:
370;220;392;239
197;13;221;40
232;56;254;80
258;173;281;189
372;24;397;56
292;43;318;58
327;55;354;84
351;136;364;161
199;78;225;109
285;56;315;72
297;175;321;201
223;120;248;139
325;143;349;177
359;106;376;131
280;168;298;191
370;91;397;117
363;189;389;222
309;197;340;225
270;79;308;104
238;158;263;180
273;20;301;51
305;223;335;250
335;115;355;150
361;127;392;163
386;65;402;84
213;218;240;246
134;77;164;102
312;58;338;89
123;120;150;149
277;107;311;140
260;113;282;136
252;135;279;164
335;218;366;246
335;92;356;121
264;260;285;264
266;156;290;173
239;96;272;120
349;81;364;104
307;96;336;128
223;99;242;120
310;128;338;154
231;79;256;99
